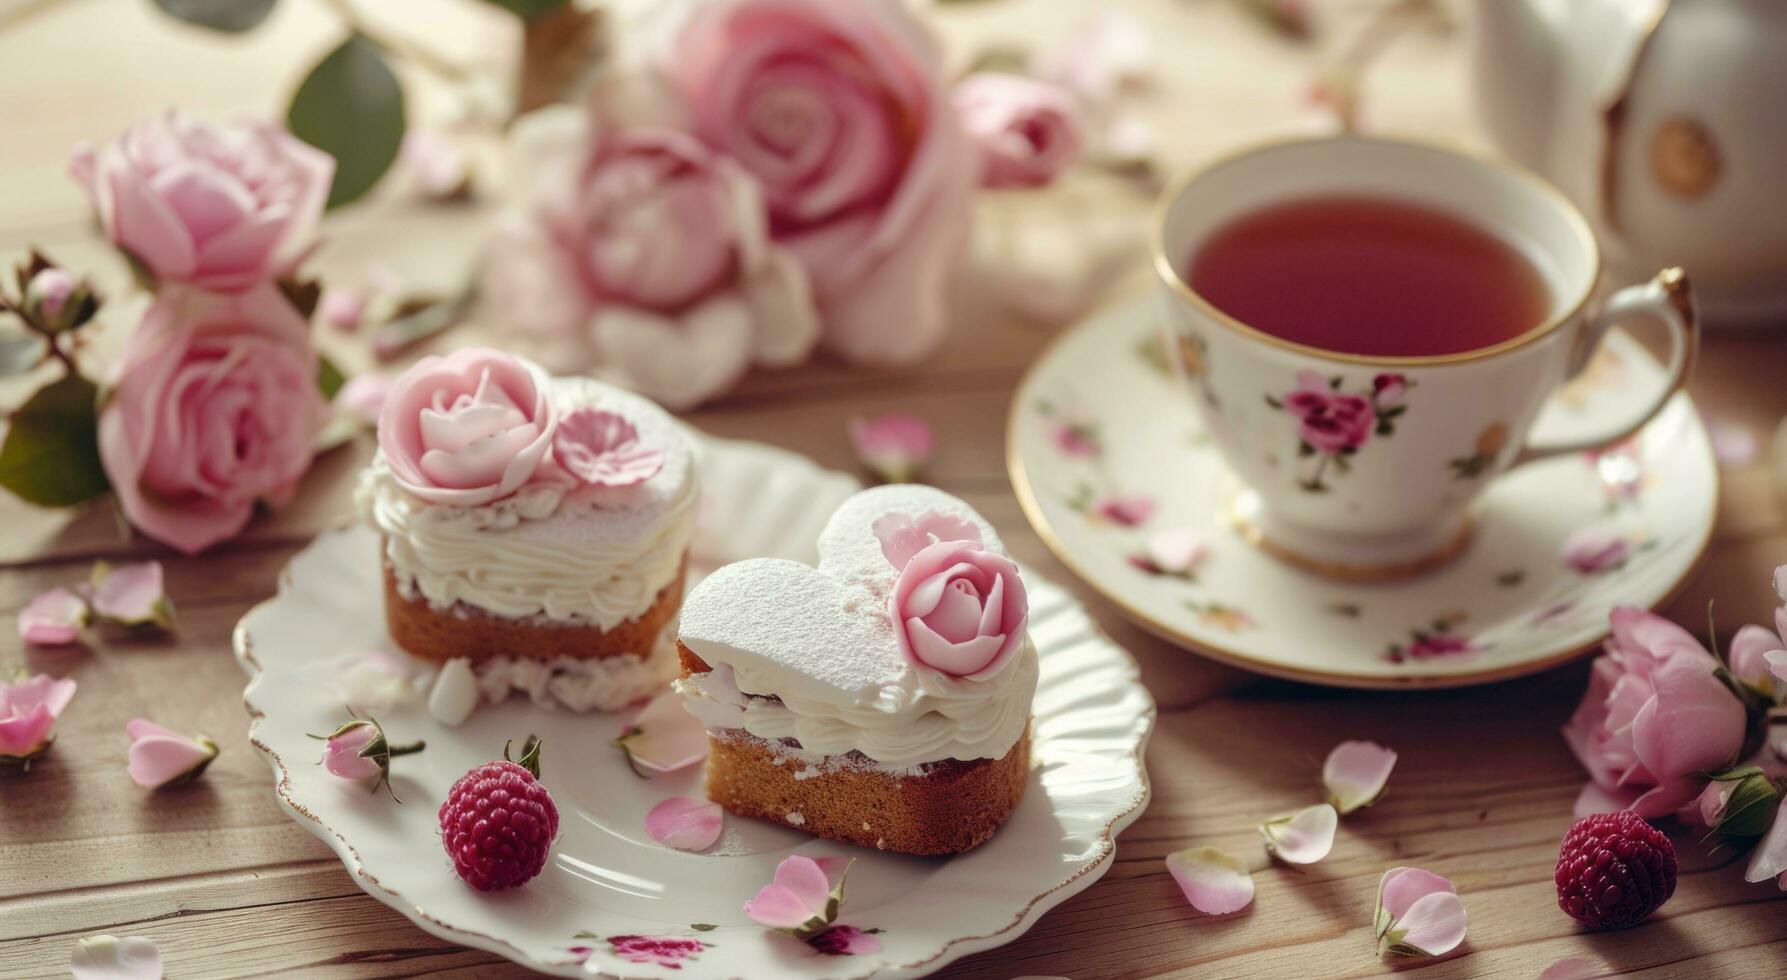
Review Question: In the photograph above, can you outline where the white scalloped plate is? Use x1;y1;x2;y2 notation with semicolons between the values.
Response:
236;435;1154;978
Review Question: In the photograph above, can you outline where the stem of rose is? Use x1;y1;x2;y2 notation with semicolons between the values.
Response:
388;741;425;757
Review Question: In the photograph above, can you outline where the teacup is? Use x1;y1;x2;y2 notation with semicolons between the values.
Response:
1154;136;1697;580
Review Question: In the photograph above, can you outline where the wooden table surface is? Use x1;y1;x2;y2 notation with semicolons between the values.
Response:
3;1;1785;977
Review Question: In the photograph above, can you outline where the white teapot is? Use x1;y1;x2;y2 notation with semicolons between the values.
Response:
1470;0;1787;324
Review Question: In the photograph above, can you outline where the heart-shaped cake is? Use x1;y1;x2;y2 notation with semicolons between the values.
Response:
677;484;1037;855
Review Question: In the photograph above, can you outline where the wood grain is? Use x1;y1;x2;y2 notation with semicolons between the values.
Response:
2;0;1785;977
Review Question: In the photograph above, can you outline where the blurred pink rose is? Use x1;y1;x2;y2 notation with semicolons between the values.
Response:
1727;623;1783;692
848;413;934;484
70;110;334;292
1563;607;1747;818
954;73;1084;189
483;108;818;409
666;0;979;365
887;536;1028;680
0;674;76;762
99;287;326;555
376;348;555;507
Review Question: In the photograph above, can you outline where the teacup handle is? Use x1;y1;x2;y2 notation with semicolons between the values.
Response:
1511;267;1698;467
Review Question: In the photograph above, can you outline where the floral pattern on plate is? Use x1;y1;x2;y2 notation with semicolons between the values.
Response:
1008;295;1718;688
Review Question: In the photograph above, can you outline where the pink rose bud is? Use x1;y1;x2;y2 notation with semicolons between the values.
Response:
69;110;334;292
376;348;556;507
954;72;1086;189
24;268;77;328
848;413;934;484
125;718;219;789
0;673;77;765
311;717;424;800
98;286;329;555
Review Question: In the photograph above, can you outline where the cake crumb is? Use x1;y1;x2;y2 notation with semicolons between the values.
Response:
875;838;887;849
861;822;871;831
786;811;806;826
792;766;819;781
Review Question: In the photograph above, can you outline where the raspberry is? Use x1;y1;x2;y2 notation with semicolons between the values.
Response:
1554;810;1677;930
439;736;559;891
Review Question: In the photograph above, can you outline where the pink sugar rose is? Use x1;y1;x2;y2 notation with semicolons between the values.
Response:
0;674;76;763
1283;370;1374;455
665;0;980;365
1563;607;1747;818
954;73;1085;189
551;408;663;488
376;348;556;507
888;536;1028;680
98;287;326;555
69;110;333;292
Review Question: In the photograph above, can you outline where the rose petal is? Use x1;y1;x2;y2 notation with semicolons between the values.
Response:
1390;890;1468;956
19;586;89;645
336;372;393;425
427;657;480;727
1166;846;1254;915
645;796;723;851
1323;740;1398;815
1765;649;1787;686
622;691;711;773
70;934;163;980
1745;798;1787;884
1539;956;1606;980
771;854;832;912
1260;803;1337;865
1377;866;1456;924
742;884;814;930
126;718;217;789
90;561;170;626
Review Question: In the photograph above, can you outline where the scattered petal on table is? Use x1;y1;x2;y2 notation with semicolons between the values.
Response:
70;934;163;980
125;718;218;789
646;796;723;852
1539;956;1605;980
1323;740;1398;814
1260;803;1337;865
0;673;77;763
1166;846;1254;915
90;561;175;630
1375;866;1466;956
849;413;934;484
1744;798;1787;887
18;586;88;645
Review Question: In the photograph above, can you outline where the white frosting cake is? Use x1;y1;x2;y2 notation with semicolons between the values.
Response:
676;485;1038;770
358;376;698;629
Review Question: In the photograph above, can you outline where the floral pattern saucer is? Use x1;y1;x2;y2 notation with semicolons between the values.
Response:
1008;295;1718;688
237;435;1154;978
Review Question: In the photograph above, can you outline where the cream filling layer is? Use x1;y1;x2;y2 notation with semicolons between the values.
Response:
674;638;1038;769
475;630;676;714
357;456;697;628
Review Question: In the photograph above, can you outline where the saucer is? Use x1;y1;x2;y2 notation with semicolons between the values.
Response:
1008;294;1717;688
238;434;1154;978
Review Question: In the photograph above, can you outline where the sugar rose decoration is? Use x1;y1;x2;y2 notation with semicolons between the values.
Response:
70;109;334;292
875;511;1028;680
376;348;556;507
99;287;328;555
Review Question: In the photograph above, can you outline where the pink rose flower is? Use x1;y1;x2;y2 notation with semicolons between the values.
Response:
666;0;980;365
887;533;1028;680
1563;607;1747;818
1283;370;1374;455
606;935;706;969
483;109;818;409
98;287;327;555
954;73;1085;189
0;674;76;762
69;110;334;292
376;348;556;507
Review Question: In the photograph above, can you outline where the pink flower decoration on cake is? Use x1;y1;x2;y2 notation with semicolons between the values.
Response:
879;512;1028;680
1284;370;1374;454
551;408;663;488
377;348;556;506
69;110;334;292
0;674;76;762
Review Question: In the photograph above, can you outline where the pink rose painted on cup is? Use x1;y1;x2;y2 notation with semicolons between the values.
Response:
955;73;1085;189
70;110;334;292
1282;370;1374;454
483;109;818;410
1563;607;1747;818
665;0;980;365
879;514;1028;680
98;287;327;555
376;348;556;507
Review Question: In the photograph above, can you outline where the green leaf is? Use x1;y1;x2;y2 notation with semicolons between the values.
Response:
0;373;110;506
478;0;569;19
287;34;407;208
689;923;717;932
151;0;277;33
317;354;345;401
